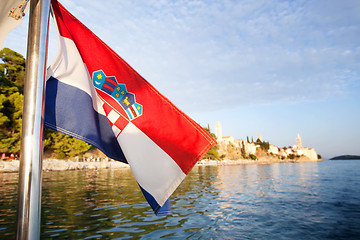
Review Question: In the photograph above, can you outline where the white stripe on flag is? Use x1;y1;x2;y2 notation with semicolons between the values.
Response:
117;122;186;206
46;36;105;116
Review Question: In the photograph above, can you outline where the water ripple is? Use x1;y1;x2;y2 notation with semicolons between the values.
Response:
1;161;360;239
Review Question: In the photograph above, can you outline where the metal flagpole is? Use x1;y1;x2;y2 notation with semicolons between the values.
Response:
16;0;51;239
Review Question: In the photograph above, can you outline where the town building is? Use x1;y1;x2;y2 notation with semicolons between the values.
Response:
214;121;319;161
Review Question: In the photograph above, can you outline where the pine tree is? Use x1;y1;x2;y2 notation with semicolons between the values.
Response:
0;48;25;154
202;125;219;160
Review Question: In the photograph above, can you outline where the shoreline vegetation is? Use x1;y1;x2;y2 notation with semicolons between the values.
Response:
330;155;360;160
0;155;321;173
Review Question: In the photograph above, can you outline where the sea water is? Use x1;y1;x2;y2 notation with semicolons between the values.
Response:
1;160;359;239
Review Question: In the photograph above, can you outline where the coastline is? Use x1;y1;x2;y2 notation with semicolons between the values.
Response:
0;159;129;173
198;155;322;166
0;156;321;173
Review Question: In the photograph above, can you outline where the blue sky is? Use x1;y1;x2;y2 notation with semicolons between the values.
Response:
3;0;360;158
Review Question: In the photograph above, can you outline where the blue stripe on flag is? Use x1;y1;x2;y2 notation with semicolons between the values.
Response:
156;198;171;216
138;184;161;214
44;77;127;163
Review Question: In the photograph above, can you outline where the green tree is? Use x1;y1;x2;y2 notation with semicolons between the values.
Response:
0;48;25;92
202;125;220;160
241;141;247;158
43;129;92;159
203;148;220;160
0;91;23;153
249;154;257;160
258;140;270;151
288;154;300;159
0;48;26;154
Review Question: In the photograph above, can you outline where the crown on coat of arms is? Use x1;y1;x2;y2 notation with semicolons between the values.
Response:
92;70;143;120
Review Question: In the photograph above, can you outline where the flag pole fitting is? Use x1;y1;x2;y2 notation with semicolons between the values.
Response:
8;0;30;20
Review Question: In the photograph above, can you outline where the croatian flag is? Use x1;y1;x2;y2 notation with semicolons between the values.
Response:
45;0;215;214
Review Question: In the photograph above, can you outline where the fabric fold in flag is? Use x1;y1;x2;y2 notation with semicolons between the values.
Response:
45;0;216;214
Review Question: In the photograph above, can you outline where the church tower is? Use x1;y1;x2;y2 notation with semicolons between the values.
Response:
296;133;302;149
215;121;222;141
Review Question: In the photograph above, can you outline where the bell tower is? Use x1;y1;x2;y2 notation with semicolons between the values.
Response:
296;133;302;149
215;121;222;141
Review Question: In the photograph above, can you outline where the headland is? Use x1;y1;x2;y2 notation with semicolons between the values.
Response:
204;121;322;164
330;155;360;160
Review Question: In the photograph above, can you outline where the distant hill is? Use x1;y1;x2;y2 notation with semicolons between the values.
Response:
330;155;360;160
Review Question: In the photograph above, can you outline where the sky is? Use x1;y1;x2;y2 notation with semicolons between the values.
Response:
2;0;360;159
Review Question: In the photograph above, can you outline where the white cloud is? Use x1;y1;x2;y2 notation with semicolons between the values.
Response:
3;0;360;113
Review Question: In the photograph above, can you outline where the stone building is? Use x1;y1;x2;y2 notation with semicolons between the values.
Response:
297;148;318;161
220;136;235;145
268;144;279;155
213;121;319;161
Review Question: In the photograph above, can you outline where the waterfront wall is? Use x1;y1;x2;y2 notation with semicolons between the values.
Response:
0;159;129;173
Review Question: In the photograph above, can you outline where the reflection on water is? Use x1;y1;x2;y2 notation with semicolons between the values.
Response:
1;161;359;239
0;172;18;238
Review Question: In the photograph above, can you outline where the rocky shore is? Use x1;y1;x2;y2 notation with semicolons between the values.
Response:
198;155;322;166
0;159;129;173
0;155;321;173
